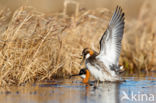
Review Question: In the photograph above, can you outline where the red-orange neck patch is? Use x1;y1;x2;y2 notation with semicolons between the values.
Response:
83;69;90;84
89;50;94;56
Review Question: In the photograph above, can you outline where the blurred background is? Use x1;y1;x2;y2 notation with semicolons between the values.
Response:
0;0;156;17
0;0;155;86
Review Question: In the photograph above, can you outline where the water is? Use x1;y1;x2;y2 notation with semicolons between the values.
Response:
0;73;156;103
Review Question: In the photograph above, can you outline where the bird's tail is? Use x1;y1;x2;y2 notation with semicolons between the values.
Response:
110;64;125;74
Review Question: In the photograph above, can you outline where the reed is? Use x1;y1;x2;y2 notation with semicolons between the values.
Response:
0;1;155;86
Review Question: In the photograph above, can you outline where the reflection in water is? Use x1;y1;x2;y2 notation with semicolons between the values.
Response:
82;82;120;103
0;74;156;103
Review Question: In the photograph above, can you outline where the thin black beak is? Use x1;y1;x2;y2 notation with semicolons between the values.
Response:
79;54;83;59
80;55;85;65
69;74;80;78
71;74;80;76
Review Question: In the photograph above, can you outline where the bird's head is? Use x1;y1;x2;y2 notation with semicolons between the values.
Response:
81;48;94;65
79;68;90;83
71;68;90;84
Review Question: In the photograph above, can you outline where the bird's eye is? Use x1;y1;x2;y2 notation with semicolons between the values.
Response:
79;69;86;75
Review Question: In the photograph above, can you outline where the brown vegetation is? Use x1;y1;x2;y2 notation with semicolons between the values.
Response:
0;1;155;86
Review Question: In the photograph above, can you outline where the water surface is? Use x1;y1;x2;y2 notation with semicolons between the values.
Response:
0;72;156;103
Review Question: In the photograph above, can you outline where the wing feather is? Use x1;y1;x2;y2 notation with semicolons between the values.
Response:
97;6;125;66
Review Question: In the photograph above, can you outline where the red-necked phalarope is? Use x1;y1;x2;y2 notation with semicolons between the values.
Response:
80;6;125;82
71;68;90;83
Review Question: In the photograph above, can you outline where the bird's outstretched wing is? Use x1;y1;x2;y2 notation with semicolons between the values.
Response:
97;6;125;65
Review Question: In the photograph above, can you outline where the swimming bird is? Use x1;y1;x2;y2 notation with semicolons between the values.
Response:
71;68;90;83
81;6;125;82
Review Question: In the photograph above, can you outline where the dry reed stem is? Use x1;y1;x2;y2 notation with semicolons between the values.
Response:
0;3;155;86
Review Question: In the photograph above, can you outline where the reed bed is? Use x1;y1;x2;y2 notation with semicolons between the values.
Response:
0;1;155;86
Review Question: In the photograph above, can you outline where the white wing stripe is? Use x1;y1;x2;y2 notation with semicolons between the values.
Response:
97;6;125;67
